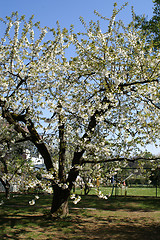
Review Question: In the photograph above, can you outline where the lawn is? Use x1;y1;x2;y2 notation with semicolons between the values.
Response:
73;186;160;197
0;193;160;240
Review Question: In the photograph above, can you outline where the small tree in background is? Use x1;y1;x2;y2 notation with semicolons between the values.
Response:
0;117;44;198
150;167;160;197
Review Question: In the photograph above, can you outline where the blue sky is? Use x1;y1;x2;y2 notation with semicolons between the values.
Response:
0;0;154;30
1;0;159;155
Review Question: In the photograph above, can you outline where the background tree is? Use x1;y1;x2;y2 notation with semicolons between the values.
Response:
0;5;160;216
0;117;45;199
0;117;24;199
150;166;160;197
136;0;160;48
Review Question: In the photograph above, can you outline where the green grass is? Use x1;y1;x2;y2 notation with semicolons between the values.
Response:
69;195;160;211
1;193;160;212
0;194;160;240
73;186;160;197
126;187;160;196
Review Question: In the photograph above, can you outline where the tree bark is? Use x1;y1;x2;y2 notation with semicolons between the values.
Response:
5;181;10;199
0;178;10;199
51;184;70;216
0;156;10;199
84;183;90;195
58;113;66;182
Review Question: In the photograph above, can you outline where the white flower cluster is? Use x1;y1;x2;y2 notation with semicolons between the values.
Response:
45;187;53;194
13;21;19;45
43;173;54;180
2;174;10;182
25;179;41;190
70;194;81;204
97;190;108;200
29;199;35;206
29;195;39;206
0;200;4;206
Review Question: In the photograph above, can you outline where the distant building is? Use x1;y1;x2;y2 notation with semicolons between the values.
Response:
24;149;45;170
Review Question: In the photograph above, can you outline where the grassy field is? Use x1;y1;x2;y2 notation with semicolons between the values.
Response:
74;186;160;197
0;193;160;240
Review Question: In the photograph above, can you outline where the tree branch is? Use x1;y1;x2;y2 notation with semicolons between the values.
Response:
66;97;113;187
143;96;160;110
0;102;54;172
7;72;28;98
119;78;159;89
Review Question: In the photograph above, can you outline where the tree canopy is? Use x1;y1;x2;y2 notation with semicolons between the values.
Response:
0;4;160;215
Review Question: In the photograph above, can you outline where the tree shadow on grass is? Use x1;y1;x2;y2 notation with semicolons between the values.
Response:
1;196;160;240
0;215;42;240
69;195;160;212
0;213;74;240
0;211;160;240
85;222;160;240
65;210;160;240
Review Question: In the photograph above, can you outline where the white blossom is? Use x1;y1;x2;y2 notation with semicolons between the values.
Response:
73;196;81;205
0;200;4;205
29;200;35;205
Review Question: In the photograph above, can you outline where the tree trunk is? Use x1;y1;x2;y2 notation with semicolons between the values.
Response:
5;181;10;199
0;178;10;199
58;113;66;182
51;185;70;217
84;183;90;195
